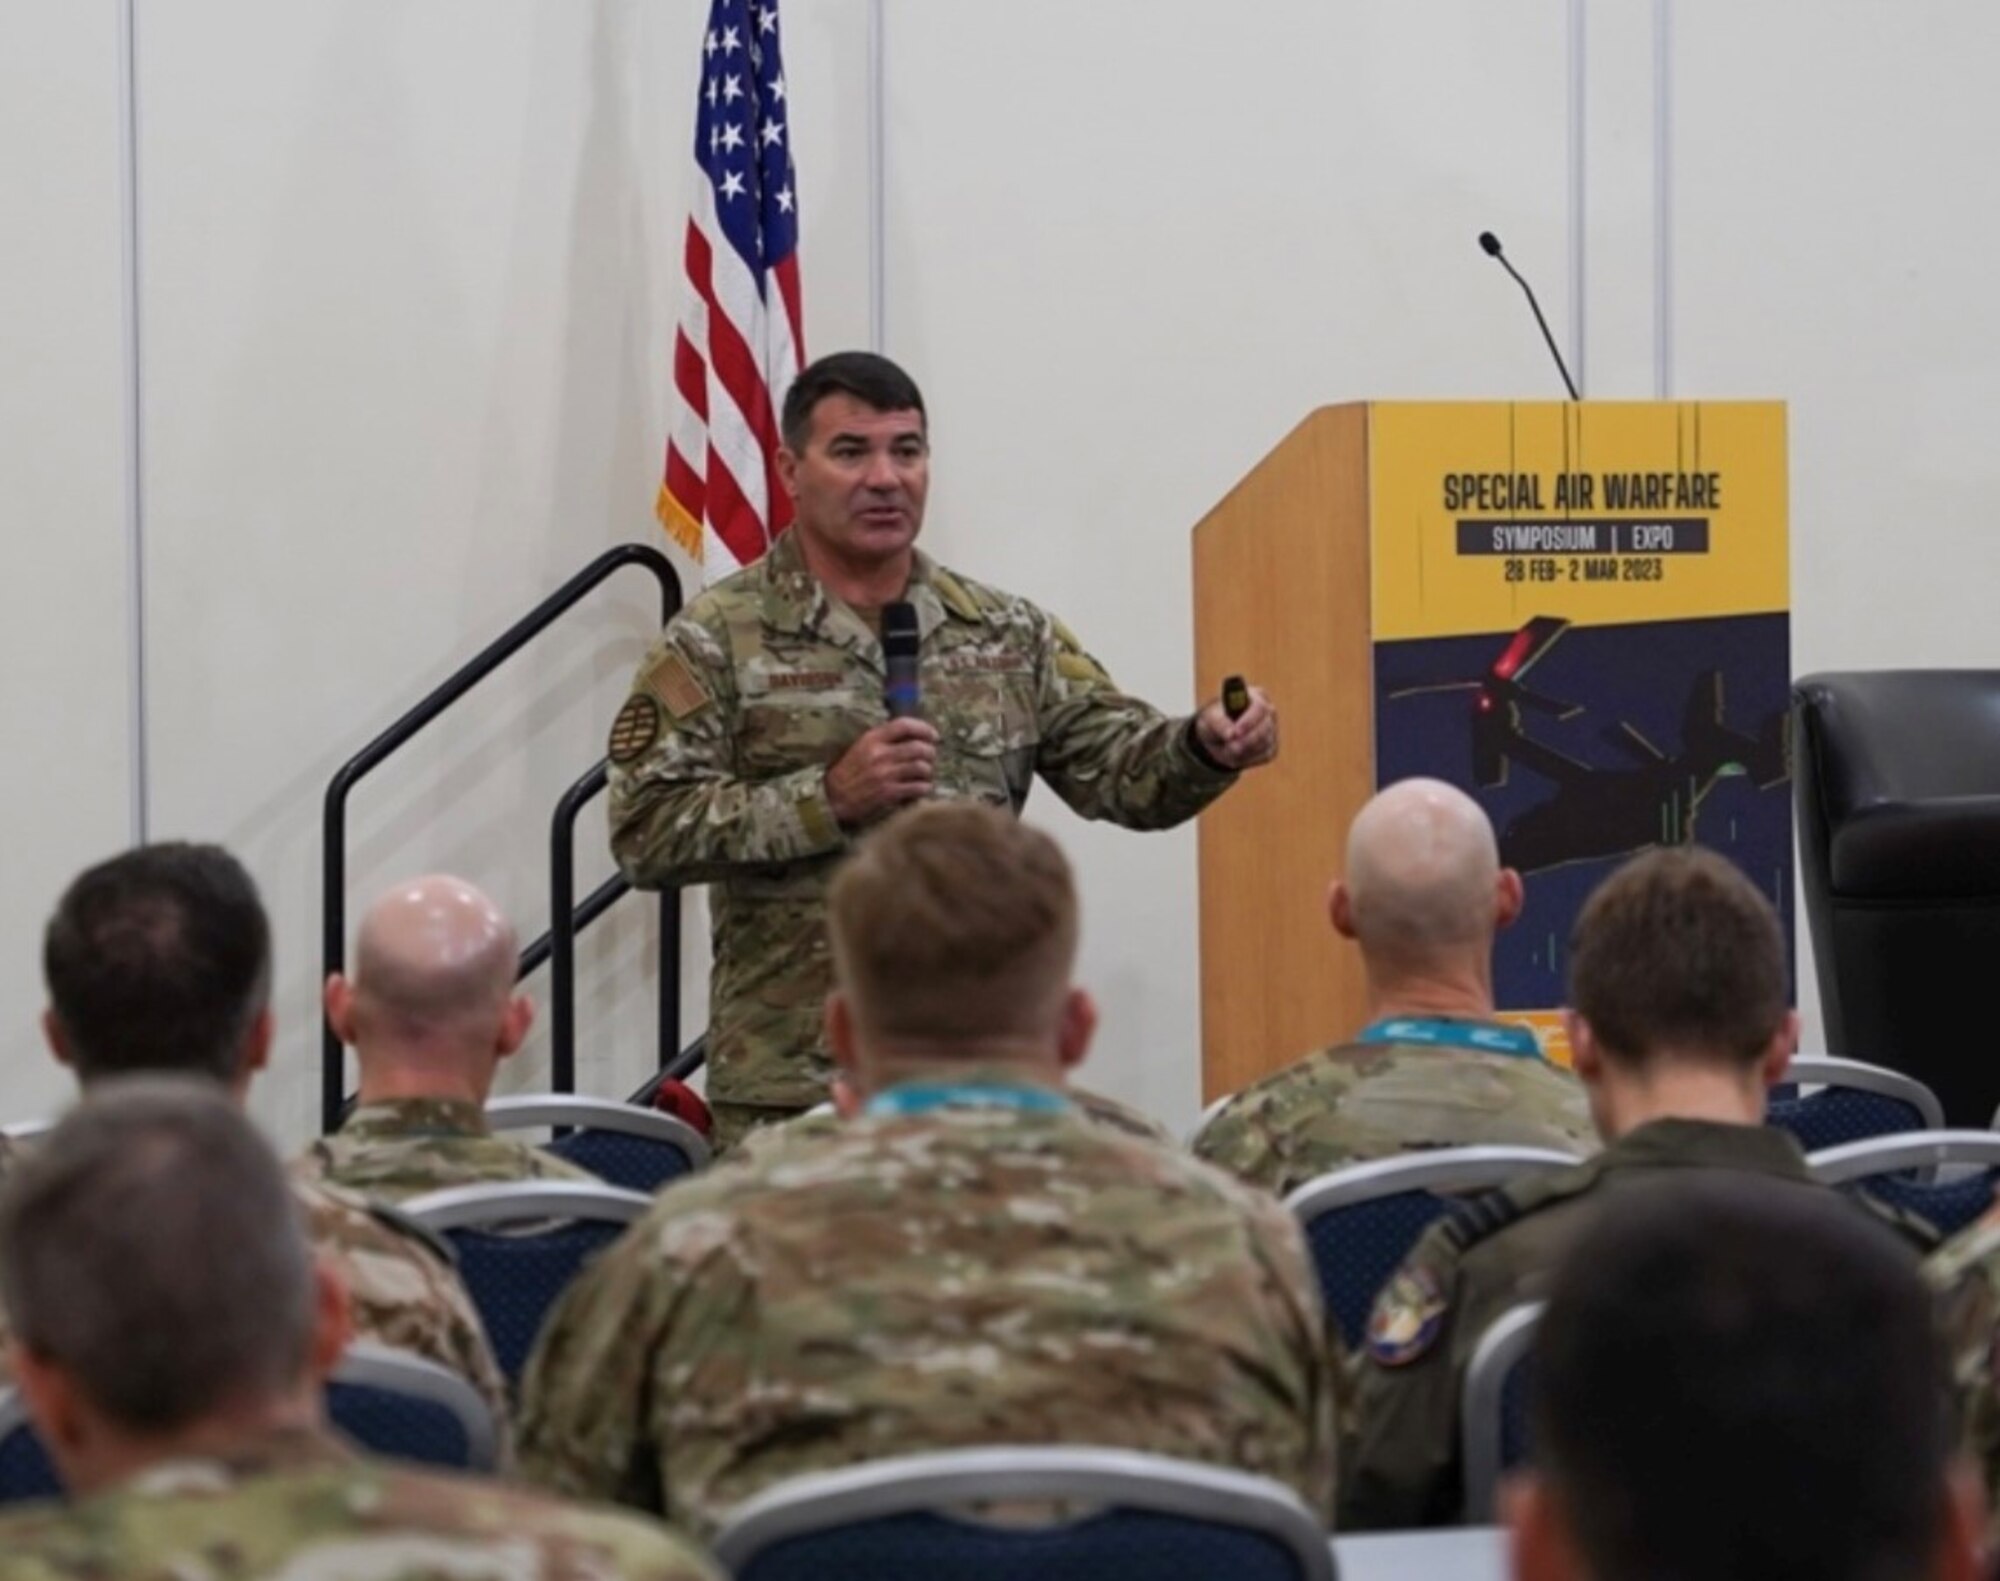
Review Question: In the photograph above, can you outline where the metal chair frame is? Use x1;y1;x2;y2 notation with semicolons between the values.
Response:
484;1094;710;1171
1460;1302;1545;1523
1283;1146;1582;1219
400;1179;654;1231
1782;1055;1944;1130
710;1445;1336;1581
1806;1130;2000;1185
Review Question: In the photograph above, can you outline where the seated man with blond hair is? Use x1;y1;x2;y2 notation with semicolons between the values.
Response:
518;802;1337;1538
1195;778;1592;1197
298;874;594;1201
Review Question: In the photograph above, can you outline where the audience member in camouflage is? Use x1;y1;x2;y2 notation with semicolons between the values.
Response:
1195;779;1593;1197
0;1083;718;1581
31;843;511;1449
0;1431;720;1581
1343;849;1922;1531
520;804;1336;1536
610;352;1279;1148
1926;1204;2000;1539
298;1097;595;1201
299;876;593;1199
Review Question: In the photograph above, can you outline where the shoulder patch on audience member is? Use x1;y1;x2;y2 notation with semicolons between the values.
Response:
367;1202;458;1268
1051;618;1111;687
647;650;713;719
1366;1265;1449;1367
608;693;663;764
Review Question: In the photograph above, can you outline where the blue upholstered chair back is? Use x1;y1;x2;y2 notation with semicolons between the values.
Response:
325;1343;500;1470
486;1095;708;1194
1766;1056;1943;1153
1284;1148;1580;1350
401;1180;653;1386
711;1448;1336;1581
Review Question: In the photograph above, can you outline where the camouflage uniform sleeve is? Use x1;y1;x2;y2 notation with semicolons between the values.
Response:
1338;1222;1469;1531
1928;1226;2000;1523
608;614;847;889
1029;609;1237;831
540;1509;729;1581
518;1213;685;1513
1190;1099;1286;1197
1242;1190;1343;1524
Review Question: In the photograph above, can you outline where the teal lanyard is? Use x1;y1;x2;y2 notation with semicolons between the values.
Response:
1357;1017;1544;1060
863;1082;1074;1118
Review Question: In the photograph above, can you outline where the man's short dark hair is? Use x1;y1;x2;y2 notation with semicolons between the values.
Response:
1568;846;1788;1067
780;351;926;451
0;1078;316;1432
1533;1178;1950;1581
42;842;271;1085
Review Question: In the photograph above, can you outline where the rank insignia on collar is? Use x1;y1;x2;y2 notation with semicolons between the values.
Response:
1366;1266;1449;1368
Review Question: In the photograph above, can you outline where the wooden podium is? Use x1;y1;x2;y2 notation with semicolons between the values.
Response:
1191;400;1791;1101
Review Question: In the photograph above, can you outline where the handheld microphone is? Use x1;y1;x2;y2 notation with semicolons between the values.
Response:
1477;231;1581;401
882;601;921;719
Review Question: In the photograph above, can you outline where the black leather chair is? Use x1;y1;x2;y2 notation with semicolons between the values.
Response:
1794;672;2000;1124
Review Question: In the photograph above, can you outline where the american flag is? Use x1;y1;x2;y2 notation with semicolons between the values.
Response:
658;0;803;575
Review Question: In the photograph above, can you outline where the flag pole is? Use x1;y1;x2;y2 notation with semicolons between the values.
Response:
867;0;886;353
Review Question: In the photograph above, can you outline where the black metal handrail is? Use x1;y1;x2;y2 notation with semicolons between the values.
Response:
322;543;684;1133
544;761;683;1095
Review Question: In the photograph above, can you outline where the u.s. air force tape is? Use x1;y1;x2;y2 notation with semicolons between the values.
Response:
608;693;663;764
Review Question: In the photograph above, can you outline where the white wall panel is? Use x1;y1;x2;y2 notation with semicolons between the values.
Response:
884;0;1572;1128
137;1;871;1143
0;2;132;1125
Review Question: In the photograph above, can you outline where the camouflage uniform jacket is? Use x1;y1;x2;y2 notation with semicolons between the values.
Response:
1926;1206;2000;1535
1341;1119;1929;1531
516;1090;1339;1538
294;1096;597;1203
605;528;1237;1113
1193;1026;1596;1199
0;1425;719;1581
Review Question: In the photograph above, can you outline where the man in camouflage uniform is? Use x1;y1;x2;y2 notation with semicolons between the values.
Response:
0;1081;720;1581
609;351;1280;1149
1194;778;1593;1197
296;874;594;1201
27;844;512;1453
1341;848;1933;1531
519;804;1336;1538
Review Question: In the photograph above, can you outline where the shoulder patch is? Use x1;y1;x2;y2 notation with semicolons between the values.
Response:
1366;1264;1449;1367
608;692;663;763
367;1201;459;1268
645;649;713;719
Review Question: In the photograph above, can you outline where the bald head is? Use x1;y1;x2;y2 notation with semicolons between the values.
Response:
330;877;532;1097
1338;779;1515;969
